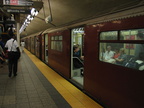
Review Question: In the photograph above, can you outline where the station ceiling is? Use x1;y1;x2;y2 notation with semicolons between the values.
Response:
1;0;144;37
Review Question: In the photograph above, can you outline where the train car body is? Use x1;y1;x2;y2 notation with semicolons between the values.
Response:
23;14;144;108
40;33;49;63
84;15;144;108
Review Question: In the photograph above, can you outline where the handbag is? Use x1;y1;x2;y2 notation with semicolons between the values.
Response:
15;51;21;59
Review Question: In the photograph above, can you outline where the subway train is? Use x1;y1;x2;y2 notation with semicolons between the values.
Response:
22;9;144;108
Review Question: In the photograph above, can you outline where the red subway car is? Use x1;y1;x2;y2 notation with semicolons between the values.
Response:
23;13;144;108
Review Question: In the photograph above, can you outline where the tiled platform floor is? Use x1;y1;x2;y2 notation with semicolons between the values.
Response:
0;52;71;108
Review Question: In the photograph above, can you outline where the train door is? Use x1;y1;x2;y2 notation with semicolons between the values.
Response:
34;36;37;55
36;36;40;58
28;37;31;51
45;34;48;63
41;35;45;61
71;27;84;86
31;37;34;54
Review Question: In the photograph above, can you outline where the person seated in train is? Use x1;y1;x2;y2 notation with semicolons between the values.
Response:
103;45;115;63
134;32;144;60
114;48;127;65
73;45;84;61
108;48;121;64
113;48;120;59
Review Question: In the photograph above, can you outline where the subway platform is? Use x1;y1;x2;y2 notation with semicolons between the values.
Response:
0;49;102;108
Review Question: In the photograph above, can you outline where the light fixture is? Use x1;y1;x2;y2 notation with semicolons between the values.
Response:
19;8;39;34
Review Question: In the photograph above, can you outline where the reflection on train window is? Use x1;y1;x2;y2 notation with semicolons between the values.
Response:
120;29;144;40
100;31;118;40
51;35;63;51
99;43;144;71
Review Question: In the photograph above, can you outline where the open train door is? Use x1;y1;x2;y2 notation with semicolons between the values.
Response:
44;34;48;63
71;27;84;87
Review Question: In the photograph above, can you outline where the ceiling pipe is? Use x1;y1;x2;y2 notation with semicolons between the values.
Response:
42;0;46;18
47;0;52;22
47;0;56;27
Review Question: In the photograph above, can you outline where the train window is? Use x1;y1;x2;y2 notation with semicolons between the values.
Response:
56;41;62;51
120;29;144;40
51;36;63;52
100;31;118;40
51;41;55;49
55;36;59;40
59;36;63;40
99;43;144;71
51;36;54;40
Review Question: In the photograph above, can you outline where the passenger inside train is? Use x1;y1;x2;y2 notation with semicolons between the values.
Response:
113;48;120;59
73;44;84;76
102;45;115;63
73;45;84;69
114;48;127;65
73;44;84;61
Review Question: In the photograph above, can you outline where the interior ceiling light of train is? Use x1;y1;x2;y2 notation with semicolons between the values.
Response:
19;8;38;33
73;28;84;34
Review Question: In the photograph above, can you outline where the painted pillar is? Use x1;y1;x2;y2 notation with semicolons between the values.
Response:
15;14;20;46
